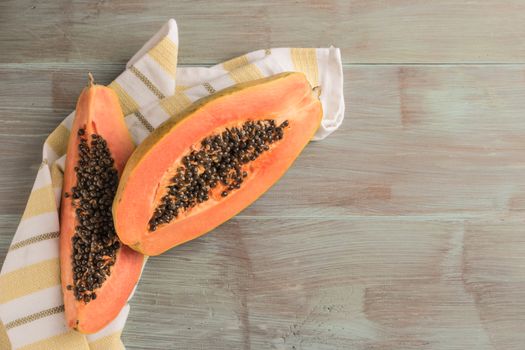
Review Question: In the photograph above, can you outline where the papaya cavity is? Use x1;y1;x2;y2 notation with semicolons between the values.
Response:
149;119;289;231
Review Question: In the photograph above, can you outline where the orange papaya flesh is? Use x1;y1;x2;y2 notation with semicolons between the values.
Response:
113;72;322;256
60;75;144;334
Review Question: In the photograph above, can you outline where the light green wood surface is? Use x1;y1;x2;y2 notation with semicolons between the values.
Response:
1;1;525;349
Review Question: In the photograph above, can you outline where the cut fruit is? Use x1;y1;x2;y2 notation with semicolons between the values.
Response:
113;72;323;256
60;74;144;334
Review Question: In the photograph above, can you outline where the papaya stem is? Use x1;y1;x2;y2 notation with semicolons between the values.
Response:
313;85;322;98
88;72;95;87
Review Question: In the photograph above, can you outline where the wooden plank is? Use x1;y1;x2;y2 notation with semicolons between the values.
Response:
256;64;525;218
0;64;121;112
462;221;525;349
3;1;525;64
121;218;525;349
3;64;525;218
1;211;523;348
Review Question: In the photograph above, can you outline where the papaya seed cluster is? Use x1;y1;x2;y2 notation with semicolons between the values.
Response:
64;129;121;304
149;119;289;231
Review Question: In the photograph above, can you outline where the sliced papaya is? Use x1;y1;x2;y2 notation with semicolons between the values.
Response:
113;72;322;256
60;74;144;334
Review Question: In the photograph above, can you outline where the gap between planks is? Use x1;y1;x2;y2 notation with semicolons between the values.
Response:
4;62;525;70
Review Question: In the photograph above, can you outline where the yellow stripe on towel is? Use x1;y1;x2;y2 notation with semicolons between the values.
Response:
21;185;57;220
0;258;60;304
0;322;12;350
45;124;70;158
175;85;189;93
222;55;249;71
108;82;141;116
50;162;63;190
159;93;192;117
291;48;319;87
18;331;88;350
89;332;125;350
228;64;264;84
148;37;178;78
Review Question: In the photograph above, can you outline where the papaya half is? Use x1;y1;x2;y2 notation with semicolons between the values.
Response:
60;74;144;333
113;72;322;256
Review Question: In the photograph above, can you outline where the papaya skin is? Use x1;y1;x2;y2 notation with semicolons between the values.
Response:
113;72;323;256
60;74;144;334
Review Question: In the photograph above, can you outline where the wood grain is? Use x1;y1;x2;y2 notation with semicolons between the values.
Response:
123;218;525;349
2;1;525;349
3;1;525;64
3;65;525;218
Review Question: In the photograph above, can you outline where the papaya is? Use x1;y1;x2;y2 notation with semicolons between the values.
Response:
60;74;144;333
113;72;322;256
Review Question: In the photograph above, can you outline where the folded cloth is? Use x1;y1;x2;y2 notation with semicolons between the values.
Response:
0;19;344;350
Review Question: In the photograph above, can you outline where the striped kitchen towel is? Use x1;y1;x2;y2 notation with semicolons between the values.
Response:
0;19;344;349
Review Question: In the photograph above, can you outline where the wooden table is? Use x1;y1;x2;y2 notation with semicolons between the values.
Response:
2;1;525;349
